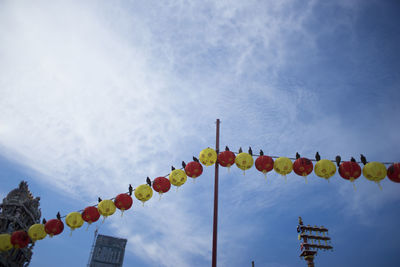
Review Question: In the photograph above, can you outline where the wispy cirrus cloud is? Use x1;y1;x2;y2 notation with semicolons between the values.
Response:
1;1;399;266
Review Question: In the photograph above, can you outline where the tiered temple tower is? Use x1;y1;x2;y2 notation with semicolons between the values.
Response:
0;181;41;267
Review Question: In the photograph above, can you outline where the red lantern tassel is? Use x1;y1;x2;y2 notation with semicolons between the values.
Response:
351;179;356;191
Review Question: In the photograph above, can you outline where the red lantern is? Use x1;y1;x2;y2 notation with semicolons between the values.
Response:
11;231;30;249
44;219;64;237
114;194;133;211
293;158;314;176
339;161;361;181
387;163;400;183
255;155;274;174
184;161;203;178
152;177;171;193
218;151;236;168
82;206;100;224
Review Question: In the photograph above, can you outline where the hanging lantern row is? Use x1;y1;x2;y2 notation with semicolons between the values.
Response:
0;156;207;251
200;146;400;188
0;146;398;252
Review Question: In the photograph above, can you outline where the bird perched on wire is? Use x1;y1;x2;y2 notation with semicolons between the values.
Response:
296;152;301;159
238;147;243;153
335;156;341;167
315;152;321;161
360;154;367;165
128;184;133;196
248;147;253;156
146;177;152;187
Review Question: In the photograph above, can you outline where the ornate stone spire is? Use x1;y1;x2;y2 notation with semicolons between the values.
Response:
0;181;41;267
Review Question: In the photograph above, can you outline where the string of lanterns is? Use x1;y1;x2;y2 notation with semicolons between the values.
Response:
0;146;399;252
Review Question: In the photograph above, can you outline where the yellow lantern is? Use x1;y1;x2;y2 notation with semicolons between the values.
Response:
98;199;116;218
314;159;336;180
363;162;387;187
199;148;217;166
134;184;153;205
28;224;47;242
66;212;84;233
169;169;187;187
235;152;254;174
274;157;293;181
0;234;12;251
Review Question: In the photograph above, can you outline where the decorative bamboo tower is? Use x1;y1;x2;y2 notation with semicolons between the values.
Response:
297;217;333;267
0;181;41;267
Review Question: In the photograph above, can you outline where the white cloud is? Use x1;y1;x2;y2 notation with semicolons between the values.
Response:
1;1;399;266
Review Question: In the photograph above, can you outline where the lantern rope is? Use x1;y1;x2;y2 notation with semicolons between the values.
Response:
230;150;395;165
1;147;398;251
58;167;185;219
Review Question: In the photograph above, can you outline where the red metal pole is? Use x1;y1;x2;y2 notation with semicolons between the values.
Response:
212;119;220;267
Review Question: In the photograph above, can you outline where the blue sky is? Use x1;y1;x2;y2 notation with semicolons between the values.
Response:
0;0;399;266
